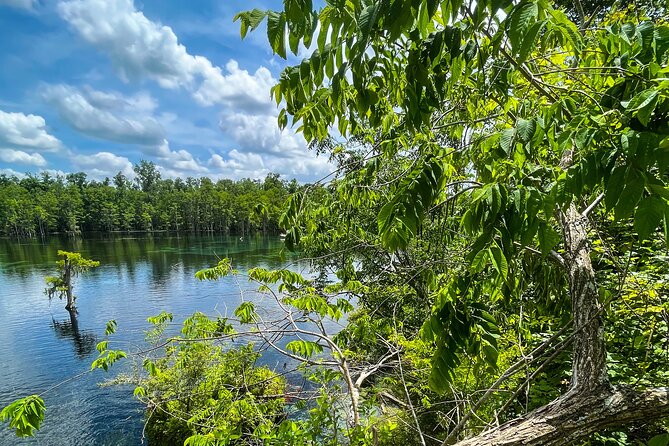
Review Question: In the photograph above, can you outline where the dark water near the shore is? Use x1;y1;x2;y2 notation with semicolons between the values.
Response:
0;234;303;445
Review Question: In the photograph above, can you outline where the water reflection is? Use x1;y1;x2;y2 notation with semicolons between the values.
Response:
0;233;299;446
51;309;97;359
0;233;293;280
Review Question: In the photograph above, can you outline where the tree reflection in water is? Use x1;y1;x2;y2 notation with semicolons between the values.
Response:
51;309;97;359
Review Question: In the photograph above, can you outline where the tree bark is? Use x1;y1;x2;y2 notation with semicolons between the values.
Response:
560;204;607;392
454;386;669;446
64;258;74;310
450;204;669;445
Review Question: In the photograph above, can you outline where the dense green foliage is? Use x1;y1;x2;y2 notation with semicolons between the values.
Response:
0;161;298;237
5;0;669;445
234;0;669;444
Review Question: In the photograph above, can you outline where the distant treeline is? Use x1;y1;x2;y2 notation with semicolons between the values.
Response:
0;160;299;237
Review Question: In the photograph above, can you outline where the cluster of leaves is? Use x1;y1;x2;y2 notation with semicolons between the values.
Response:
232;0;669;443
0;396;45;438
139;341;287;446
44;250;100;305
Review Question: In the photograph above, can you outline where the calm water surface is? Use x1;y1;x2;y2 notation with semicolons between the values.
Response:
0;234;301;446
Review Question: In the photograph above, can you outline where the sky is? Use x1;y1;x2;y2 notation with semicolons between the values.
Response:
0;0;332;182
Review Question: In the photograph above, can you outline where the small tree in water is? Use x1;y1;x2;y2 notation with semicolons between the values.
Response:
45;250;100;311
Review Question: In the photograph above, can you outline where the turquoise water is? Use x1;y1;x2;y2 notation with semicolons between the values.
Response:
0;234;301;445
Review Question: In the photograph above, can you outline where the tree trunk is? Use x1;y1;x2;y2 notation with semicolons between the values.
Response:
451;204;669;445
64;258;74;310
560;204;607;392
454;386;669;446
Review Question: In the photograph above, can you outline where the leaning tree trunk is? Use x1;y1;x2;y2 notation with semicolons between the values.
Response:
453;204;669;446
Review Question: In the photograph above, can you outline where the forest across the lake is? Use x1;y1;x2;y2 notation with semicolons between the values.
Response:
0;160;301;237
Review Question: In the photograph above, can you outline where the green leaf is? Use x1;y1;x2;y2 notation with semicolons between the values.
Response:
482;344;498;367
500;128;515;154
104;319;117;335
626;88;659;127
518;19;546;63
516;119;537;144
506;1;538;54
234;9;267;39
614;168;645;220
357;3;380;49
538;222;561;255
489;243;509;280
634;196;665;241
605;165;627;211
1;396;46;437
267;11;287;59
654;25;669;60
649;433;669;446
234;301;257;323
286;340;323;358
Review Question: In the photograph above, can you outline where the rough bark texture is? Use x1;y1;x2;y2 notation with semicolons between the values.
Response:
455;386;669;446
560;204;607;391
451;204;669;445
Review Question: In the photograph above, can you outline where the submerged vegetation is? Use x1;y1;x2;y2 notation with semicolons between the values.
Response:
4;0;669;445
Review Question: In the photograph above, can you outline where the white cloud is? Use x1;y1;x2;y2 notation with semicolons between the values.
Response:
0;0;36;10
42;84;165;145
0;148;47;166
220;113;282;153
194;60;275;111
205;147;330;182
217;112;331;180
0;168;26;178
144;140;208;174
0;110;63;151
72;151;134;178
58;0;276;112
55;0;335;182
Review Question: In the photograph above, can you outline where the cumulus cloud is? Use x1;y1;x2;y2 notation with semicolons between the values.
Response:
58;0;275;111
216;112;331;180
55;0;334;181
72;151;134;178
144;140;208;174
42;84;165;145
205;147;330;182
0;0;36;10
0;148;47;166
0;110;62;151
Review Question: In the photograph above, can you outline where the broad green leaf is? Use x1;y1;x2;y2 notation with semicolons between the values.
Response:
634;196;665;241
538;222;561;255
649;433;669;446
626;88;659;127
286;340;323;358
517;119;537;144
357;3;380;49
489;243;509;279
0;396;46;437
605;165;627;210
506;1;538;54
518;19;546;63
267;11;287;59
614;168;645;220
234;9;267;39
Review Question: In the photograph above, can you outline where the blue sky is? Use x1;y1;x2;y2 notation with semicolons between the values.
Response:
0;0;331;182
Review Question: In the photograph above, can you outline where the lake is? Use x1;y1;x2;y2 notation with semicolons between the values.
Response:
0;234;303;446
